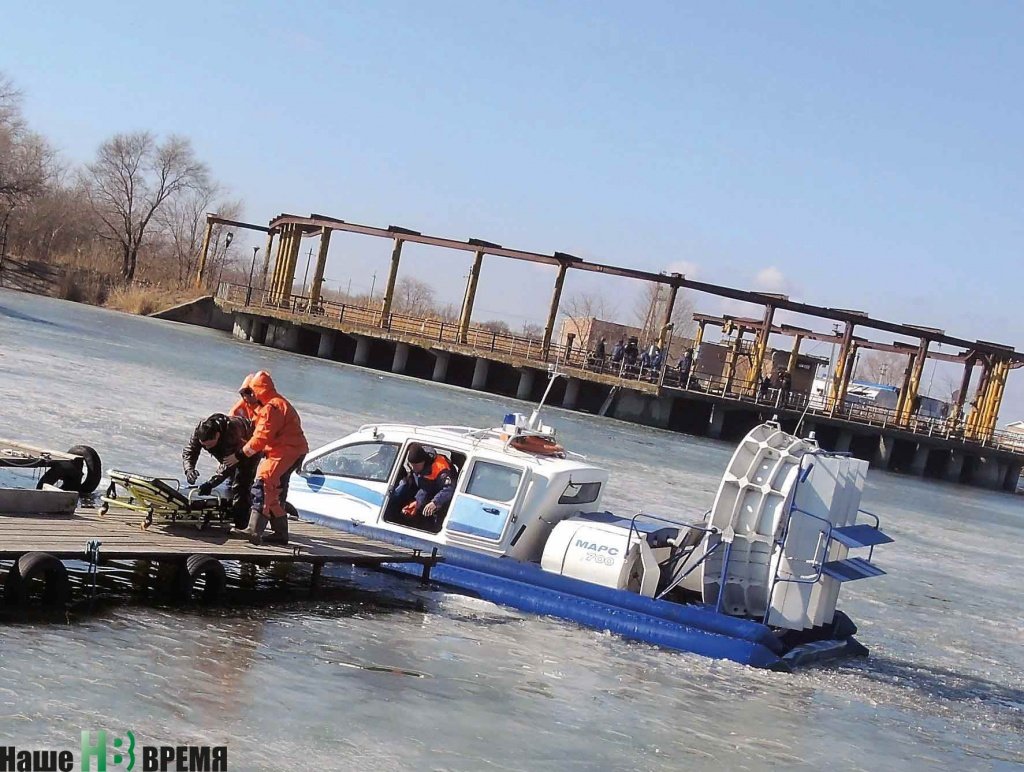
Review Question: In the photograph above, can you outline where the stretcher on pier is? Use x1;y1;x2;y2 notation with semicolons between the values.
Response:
99;470;232;530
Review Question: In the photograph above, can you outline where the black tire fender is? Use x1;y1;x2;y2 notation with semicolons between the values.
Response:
67;445;102;494
181;555;226;603
4;552;70;607
35;445;103;495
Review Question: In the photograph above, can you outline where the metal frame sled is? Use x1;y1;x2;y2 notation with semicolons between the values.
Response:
99;470;231;531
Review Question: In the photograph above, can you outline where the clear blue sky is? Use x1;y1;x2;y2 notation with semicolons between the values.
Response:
4;1;1023;419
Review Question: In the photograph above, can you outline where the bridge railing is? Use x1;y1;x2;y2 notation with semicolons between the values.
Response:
217;283;1022;453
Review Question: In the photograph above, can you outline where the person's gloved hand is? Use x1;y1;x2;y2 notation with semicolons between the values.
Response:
402;501;418;517
184;467;199;485
197;481;213;496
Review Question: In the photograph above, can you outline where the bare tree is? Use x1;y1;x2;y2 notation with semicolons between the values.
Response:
854;351;906;386
83;132;209;282
157;185;242;287
521;321;544;338
392;276;437;316
0;75;53;257
632;282;696;343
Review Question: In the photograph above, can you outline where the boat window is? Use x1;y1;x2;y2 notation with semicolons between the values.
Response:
465;461;522;503
303;442;399;482
558;480;601;505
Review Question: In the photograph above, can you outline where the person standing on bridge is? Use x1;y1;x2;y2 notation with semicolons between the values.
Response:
224;371;309;545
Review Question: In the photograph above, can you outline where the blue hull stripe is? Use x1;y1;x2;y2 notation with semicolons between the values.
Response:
299;508;788;666
300;475;385;506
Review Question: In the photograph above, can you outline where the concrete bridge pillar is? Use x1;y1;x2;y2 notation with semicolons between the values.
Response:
472;358;489;390
874;436;894;470
354;335;371;367
317;330;336;358
708;406;725;440
944;451;965;483
392;343;409;374
269;323;299;352
1003;462;1022;492
232;315;253;341
563;378;581;410
835;430;853;453
517;369;535;401
973;456;1006;489
432;352;450;382
910;444;930;476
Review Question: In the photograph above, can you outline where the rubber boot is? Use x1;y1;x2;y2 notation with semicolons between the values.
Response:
234;509;268;544
263;514;289;545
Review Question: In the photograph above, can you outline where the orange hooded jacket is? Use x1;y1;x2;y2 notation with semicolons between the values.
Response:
230;373;258;421
241;371;309;460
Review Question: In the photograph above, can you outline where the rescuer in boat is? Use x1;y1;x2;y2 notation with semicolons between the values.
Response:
223;371;309;545
181;413;259;528
394;442;457;531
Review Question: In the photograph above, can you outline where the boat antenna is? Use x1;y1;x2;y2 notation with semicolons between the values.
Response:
529;364;563;430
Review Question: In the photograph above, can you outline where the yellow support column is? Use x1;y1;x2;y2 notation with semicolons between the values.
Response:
830;323;855;410
309;227;331;309
458;250;485;343
786;334;803;373
270;225;292;302
898;340;930;424
836;343;859;410
193;217;214;289
379;238;405;326
965;357;992;438
722;328;745;396
750;305;775;394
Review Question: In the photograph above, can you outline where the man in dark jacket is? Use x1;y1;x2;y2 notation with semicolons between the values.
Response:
182;413;259;527
393;443;457;531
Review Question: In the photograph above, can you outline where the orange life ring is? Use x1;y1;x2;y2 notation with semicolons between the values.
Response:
509;435;566;457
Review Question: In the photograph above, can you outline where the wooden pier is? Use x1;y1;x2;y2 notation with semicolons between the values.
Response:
0;503;437;608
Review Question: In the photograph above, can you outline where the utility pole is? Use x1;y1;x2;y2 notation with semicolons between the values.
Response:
301;247;314;296
369;271;377;300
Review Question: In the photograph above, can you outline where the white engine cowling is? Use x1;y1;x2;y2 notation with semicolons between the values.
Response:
541;518;659;597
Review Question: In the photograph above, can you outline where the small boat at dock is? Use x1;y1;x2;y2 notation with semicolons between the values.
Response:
288;378;892;671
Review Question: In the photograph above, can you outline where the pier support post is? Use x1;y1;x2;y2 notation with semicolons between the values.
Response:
458;250;484;343
432;351;450;382
392;343;409;374
472;358;489;390
542;259;570;357
911;444;930;476
874;436;894;470
268;323;299;352
835;430;853;454
260;229;275;289
317;330;336;358
309;226;331;310
944;451;965;483
1003;462;1022;492
379;238;404;325
517;369;536;400
708;405;725;440
563;378;581;410
232;315;253;341
354;335;371;367
973;456;1005;489
194;216;214;288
